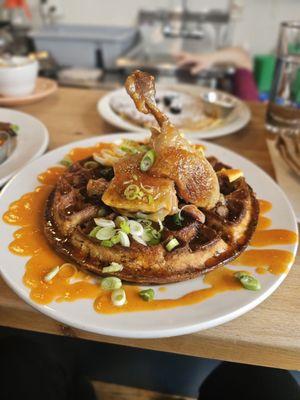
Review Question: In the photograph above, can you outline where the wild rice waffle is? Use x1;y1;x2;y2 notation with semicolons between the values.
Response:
44;155;259;284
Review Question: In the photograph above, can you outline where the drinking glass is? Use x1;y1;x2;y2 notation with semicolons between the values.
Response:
265;21;300;134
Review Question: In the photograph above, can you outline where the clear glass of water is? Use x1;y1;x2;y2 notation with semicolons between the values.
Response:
266;21;300;134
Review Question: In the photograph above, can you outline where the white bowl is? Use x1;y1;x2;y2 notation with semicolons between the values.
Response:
0;57;39;97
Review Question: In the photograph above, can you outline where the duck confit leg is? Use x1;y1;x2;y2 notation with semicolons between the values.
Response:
125;70;220;209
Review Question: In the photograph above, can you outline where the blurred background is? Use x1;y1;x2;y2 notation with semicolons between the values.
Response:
0;0;298;99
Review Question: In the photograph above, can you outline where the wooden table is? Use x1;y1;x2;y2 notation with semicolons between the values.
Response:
0;87;299;371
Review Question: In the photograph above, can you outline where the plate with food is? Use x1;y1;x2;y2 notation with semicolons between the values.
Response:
98;82;251;139
0;108;49;186
0;71;297;339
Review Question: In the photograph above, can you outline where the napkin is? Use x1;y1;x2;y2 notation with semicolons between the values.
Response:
267;138;300;222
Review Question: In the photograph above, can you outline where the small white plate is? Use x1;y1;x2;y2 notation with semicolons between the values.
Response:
0;108;49;186
97;87;251;140
0;134;298;339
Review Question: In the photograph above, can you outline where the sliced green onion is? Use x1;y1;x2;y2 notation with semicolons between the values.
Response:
142;227;161;245
128;220;144;237
43;266;60;282
120;220;130;234
133;174;138;181
136;212;151;220
139;288;155;301
173;213;184;226
103;262;123;273
124;184;140;200
157;219;163;232
140;183;154;194
94;218;115;228
234;272;261;291
101;240;114;247
111;288;126;306
137;190;145;200
178;205;190;221
140;149;156;172
89;226;101;238
148;238;160;246
101;277;122;290
142;228;153;242
97;207;107;217
120;144;138;154
84;161;99;169
138;219;152;228
148;194;154;205
151;229;161;240
115;216;127;227
119;231;130;247
60;156;72;167
166;238;179;252
111;234;120;245
11;124;20;134
95;227;116;241
132;234;147;246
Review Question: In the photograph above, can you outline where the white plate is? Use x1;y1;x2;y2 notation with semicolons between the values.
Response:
0;134;298;339
0;108;48;186
97;87;251;140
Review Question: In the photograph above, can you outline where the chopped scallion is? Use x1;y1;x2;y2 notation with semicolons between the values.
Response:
60;157;72;167
173;213;184;226
83;161;99;169
94;218;115;228
111;234;120;245
97;207;107;217
120;220;130;234
43;266;60;282
128;220;144;237
139;288;155;301
101;277;122;290
89;226;101;238
95;227;116;241
166;238;179;252
111;288;126;306
234;272;261;291
102;262;123;273
119;231;130;247
101;240;114;247
140;149;156;172
132;234;147;246
124;184;140;200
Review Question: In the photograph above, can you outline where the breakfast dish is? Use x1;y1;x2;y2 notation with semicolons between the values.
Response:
110;88;218;131
45;72;258;284
0;108;48;186
98;86;251;139
0;133;297;338
0;71;297;339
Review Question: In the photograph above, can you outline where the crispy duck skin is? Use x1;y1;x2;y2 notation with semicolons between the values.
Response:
125;70;220;209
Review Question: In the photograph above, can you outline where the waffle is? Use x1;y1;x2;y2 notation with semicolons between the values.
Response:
44;155;259;284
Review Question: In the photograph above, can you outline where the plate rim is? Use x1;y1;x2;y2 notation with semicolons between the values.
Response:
0;107;49;186
0;133;298;339
97;87;251;140
0;77;58;107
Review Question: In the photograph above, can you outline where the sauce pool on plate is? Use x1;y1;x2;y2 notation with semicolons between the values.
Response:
2;146;296;314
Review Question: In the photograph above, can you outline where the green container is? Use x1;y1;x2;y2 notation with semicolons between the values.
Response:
254;54;276;93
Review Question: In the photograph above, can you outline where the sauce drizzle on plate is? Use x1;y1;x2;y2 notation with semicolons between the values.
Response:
2;147;296;314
